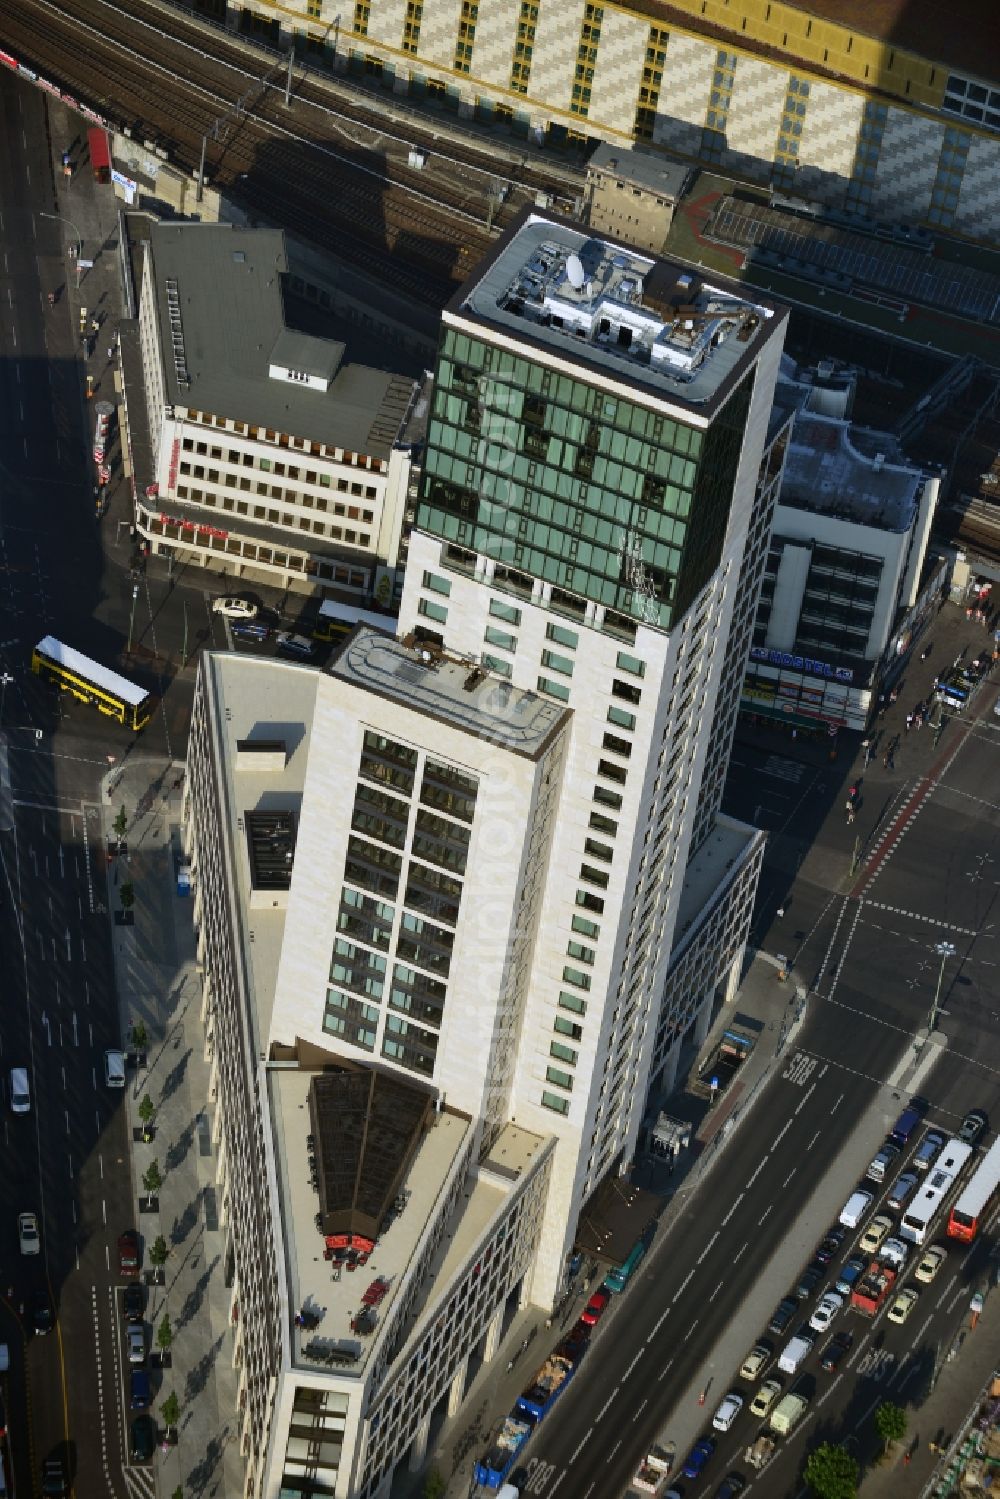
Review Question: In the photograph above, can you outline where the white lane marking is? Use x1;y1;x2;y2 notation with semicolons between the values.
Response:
746;1160;767;1189
623;1350;643;1381
721;1192;745;1227
782;1170;796;1188
758;1205;772;1226
696;1230;720;1264
671;1271;694;1305
773;1119;793;1148
794;1081;818;1115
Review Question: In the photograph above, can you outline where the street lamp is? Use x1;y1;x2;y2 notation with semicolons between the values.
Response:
930;940;956;1031
127;582;140;654
39;210;85;285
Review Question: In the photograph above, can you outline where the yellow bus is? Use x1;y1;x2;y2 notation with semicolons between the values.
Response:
31;636;154;731
312;599;397;643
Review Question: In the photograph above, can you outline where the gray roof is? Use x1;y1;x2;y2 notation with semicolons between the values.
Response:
452;210;787;419
780;412;924;533
148;223;414;460
587;143;691;203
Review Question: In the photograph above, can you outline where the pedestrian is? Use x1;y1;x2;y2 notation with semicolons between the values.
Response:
883;751;890;767
905;714;913;733
108;346;115;361
890;686;898;704
776;906;785;919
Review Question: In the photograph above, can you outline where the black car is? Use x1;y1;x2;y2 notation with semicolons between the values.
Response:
32;1289;53;1336
714;1476;747;1498
123;1283;145;1324
815;1225;847;1265
130;1414;156;1462
959;1109;988;1147
767;1297;798;1336
820;1331;854;1372
41;1457;69;1496
794;1261;826;1300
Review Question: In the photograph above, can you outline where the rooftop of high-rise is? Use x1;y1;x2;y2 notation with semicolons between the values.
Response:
450;210;787;419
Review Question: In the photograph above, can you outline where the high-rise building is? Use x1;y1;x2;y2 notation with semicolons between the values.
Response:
182;213;788;1497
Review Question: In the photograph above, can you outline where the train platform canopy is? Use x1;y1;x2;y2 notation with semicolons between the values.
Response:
574;1176;660;1267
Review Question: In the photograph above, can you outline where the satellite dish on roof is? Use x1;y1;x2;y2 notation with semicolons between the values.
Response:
566;253;585;289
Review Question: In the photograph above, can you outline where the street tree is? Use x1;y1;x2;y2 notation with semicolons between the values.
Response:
875;1400;908;1453
131;1020;148;1051
804;1442;859;1499
138;1095;156;1128
113;806;128;838
422;1471;446;1499
157;1312;173;1357
142;1159;163;1201
149;1234;169;1268
120;880;135;911
161;1391;180;1429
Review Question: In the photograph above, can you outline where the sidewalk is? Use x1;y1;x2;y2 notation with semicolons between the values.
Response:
861;1288;1000;1498
101;753;243;1499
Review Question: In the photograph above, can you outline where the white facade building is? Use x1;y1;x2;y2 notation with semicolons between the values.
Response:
182;213;788;1498
132;222;419;600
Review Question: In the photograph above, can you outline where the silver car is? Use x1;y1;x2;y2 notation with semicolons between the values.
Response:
18;1211;40;1255
127;1325;146;1365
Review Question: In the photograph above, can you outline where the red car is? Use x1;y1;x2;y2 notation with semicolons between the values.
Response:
118;1231;140;1278
580;1290;610;1326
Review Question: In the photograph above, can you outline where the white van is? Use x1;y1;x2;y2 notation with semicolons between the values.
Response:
778;1331;814;1374
104;1049;126;1088
839;1189;873;1228
9;1067;29;1114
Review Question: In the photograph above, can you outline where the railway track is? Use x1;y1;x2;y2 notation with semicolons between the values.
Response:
0;0;501;303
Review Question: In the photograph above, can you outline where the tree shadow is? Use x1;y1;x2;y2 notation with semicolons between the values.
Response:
165;1117;197;1172
170;1188;206;1248
177;1253;220;1330
184;1329;229;1403
161;1047;192;1104
186;1423;232;1499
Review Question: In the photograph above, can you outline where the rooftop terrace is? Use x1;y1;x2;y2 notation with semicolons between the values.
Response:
453;212;784;418
329;628;569;759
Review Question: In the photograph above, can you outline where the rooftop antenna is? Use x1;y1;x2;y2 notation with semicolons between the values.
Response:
566;253;585;289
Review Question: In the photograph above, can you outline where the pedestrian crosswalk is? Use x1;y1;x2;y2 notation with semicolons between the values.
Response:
124;1464;156;1499
760;755;807;784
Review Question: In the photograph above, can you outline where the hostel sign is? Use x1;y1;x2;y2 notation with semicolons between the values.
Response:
750;646;853;684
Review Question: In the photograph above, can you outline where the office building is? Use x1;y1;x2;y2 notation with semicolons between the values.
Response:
232;0;1000;243
585;144;692;253
183;213;787;1496
129;222;419;598
744;356;940;731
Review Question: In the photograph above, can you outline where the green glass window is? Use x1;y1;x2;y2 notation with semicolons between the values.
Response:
422;570;451;596
571;914;600;938
482;653;512;677
418;598;448;624
538;676;570;702
546;623;579;649
558;989;587;1014
541;1090;569;1115
545;1066;574;1090
608;706;636;731
541;650;574;676
489;598;522;624
484;626;516;651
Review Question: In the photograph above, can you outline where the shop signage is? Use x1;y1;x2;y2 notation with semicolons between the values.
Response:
750;646;853;683
159;512;229;541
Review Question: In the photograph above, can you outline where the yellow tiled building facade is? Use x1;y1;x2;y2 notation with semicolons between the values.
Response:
239;0;1000;240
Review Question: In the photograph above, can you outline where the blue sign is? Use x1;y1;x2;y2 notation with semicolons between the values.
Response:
750;645;854;683
710;1076;719;1090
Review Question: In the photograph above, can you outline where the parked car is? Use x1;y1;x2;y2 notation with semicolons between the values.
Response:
682;1437;716;1480
809;1292;844;1334
712;1393;743;1432
9;1066;30;1114
859;1214;893;1254
32;1290;53;1336
130;1414;156;1462
887;1288;920;1325
127;1326;146;1366
18;1211;40;1256
958;1109;988;1147
213;597;258;619
767;1298;798;1336
835;1256;868;1296
231;619;271;642
738;1342;773;1381
887;1171;919;1213
794;1262;826;1301
40;1456;69;1496
713;1478;746;1499
820;1331;854;1372
123;1283;145;1323
915;1245;948;1284
103;1049;126;1088
749;1378;782;1418
814;1225;847;1264
118;1230;140;1278
580;1290;610;1326
130;1369;152;1411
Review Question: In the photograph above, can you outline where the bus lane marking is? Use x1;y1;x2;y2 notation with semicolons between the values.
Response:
773;1119;793;1148
794;1081;818;1115
570;1430;593;1464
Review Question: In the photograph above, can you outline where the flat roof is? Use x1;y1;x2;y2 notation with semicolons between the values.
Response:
329;628;570;759
147;223;415;459
450;210;786;421
674;814;758;945
587;143;690;203
272;1064;471;1375
781;412;923;532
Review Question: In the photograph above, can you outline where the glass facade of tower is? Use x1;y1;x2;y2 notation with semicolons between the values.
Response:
417;324;754;629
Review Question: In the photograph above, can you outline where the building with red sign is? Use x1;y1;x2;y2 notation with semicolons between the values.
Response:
130;222;423;608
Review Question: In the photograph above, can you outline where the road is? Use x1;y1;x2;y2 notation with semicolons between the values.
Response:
497;658;1000;1497
0;67;303;1497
